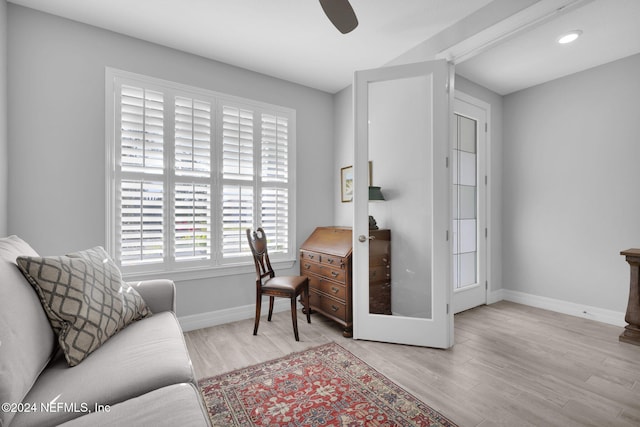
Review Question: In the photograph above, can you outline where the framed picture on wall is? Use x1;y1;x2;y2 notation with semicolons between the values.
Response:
341;162;373;203
341;166;353;202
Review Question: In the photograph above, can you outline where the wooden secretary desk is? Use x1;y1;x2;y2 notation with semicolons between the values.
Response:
299;226;391;337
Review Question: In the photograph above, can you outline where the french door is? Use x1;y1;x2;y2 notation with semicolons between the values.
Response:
353;60;454;348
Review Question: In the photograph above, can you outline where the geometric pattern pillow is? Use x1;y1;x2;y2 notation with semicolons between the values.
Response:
16;246;152;366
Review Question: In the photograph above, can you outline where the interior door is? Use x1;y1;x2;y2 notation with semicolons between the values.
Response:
353;60;454;348
452;94;488;314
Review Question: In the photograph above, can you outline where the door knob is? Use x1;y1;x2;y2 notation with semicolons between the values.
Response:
358;235;376;242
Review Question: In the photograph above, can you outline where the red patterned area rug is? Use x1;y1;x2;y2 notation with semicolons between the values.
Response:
198;342;458;426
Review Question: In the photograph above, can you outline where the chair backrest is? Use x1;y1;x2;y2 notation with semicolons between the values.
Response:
246;228;275;286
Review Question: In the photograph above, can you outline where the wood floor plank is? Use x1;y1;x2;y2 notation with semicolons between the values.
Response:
184;301;640;426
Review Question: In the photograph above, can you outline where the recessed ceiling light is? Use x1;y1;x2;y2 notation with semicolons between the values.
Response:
558;30;583;44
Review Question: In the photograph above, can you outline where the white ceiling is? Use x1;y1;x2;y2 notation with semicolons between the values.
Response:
456;0;640;95
7;0;640;95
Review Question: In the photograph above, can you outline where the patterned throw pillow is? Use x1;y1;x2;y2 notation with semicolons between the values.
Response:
16;246;151;366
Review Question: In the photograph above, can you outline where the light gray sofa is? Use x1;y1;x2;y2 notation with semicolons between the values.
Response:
0;236;211;427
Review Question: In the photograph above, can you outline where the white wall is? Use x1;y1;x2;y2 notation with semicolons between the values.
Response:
502;53;640;313
0;0;7;236
7;5;334;317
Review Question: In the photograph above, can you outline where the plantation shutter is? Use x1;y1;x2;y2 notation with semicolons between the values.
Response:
174;96;212;261
261;114;289;253
174;183;211;260
108;69;295;273
261;188;288;253
120;85;164;174
120;180;164;265
221;105;255;257
222;106;254;180
222;185;254;257
119;85;165;264
175;97;211;177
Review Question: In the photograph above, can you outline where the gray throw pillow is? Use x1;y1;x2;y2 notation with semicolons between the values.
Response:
16;246;151;366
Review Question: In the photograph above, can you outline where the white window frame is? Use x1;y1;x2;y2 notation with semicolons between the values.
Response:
105;68;296;281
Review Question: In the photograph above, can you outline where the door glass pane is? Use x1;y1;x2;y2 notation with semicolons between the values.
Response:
453;114;478;290
367;75;432;319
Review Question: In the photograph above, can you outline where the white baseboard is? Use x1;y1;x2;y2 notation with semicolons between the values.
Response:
179;299;293;332
500;289;626;327
487;288;505;304
180;289;626;332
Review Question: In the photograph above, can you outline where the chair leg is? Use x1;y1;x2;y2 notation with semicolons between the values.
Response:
290;297;300;341
268;296;275;321
253;295;261;336
305;283;311;324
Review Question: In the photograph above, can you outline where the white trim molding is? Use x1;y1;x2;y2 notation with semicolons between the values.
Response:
179;288;625;333
179;298;295;332
436;0;591;64
501;289;625;327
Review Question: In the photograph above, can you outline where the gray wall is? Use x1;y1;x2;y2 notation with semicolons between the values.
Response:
333;86;353;227
0;0;7;236
7;5;334;317
503;53;640;312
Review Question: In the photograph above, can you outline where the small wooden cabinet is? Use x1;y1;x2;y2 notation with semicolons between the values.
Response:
299;226;391;337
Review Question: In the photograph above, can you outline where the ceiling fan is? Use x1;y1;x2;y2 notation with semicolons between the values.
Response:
319;0;359;34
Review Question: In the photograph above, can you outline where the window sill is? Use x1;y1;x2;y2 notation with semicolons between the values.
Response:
122;259;297;283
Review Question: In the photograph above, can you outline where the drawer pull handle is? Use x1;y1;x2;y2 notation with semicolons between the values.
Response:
308;254;315;259
331;305;339;312
327;258;334;264
331;286;339;294
331;271;339;278
304;264;311;269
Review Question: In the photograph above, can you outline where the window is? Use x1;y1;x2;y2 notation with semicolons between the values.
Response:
106;69;296;278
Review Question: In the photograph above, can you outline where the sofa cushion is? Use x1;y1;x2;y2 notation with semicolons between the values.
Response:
0;236;56;427
10;311;196;427
57;383;211;427
16;246;151;366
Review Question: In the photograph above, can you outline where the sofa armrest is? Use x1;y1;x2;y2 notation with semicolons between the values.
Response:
128;279;176;313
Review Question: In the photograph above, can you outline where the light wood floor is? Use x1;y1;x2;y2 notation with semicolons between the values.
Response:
184;301;640;426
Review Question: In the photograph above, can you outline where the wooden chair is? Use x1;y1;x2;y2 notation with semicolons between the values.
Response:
246;227;310;341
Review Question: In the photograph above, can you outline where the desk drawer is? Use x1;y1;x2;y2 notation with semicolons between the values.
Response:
321;254;345;268
309;291;347;321
369;265;390;282
300;250;321;263
369;254;390;267
308;276;346;301
301;262;346;284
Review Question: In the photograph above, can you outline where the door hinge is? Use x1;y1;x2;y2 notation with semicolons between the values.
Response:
445;156;449;168
485;228;488;238
485;281;488;290
446;303;450;314
485;122;488;132
485;175;488;186
446;230;449;241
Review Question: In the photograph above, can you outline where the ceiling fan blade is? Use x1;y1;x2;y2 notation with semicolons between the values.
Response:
319;0;358;34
